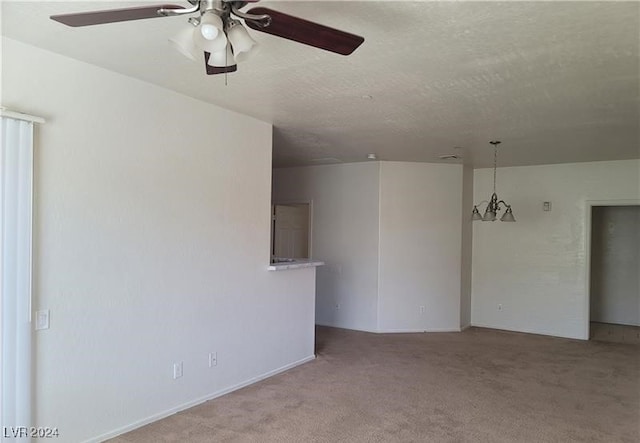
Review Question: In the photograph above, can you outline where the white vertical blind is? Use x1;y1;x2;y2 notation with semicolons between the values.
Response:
1;117;34;443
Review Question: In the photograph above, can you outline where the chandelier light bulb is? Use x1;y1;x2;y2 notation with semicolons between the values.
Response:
501;206;516;222
482;210;497;222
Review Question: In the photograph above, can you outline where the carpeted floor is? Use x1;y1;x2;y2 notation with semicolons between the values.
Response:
110;326;640;442
591;321;640;345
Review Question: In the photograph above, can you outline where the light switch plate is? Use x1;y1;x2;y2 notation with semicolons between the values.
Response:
173;362;183;379
35;309;50;330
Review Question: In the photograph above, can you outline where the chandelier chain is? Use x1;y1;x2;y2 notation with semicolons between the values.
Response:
493;144;497;194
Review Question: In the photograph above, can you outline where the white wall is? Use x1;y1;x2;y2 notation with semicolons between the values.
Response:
590;206;640;326
472;159;640;339
459;164;474;329
272;163;380;332
273;162;466;333
378;162;463;332
3;38;317;443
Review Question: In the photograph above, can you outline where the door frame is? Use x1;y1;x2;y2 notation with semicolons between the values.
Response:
271;200;314;259
584;199;640;340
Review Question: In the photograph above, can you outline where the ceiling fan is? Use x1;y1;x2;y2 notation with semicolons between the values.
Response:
50;0;365;75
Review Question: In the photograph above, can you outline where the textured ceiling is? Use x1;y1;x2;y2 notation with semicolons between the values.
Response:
2;1;639;168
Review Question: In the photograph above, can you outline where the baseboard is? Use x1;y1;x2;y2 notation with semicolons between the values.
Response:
317;323;462;334
376;327;461;333
460;324;471;331
470;323;583;341
315;321;337;328
85;354;316;443
315;322;379;334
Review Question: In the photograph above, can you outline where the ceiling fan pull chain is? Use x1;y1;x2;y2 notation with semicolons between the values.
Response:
225;47;228;86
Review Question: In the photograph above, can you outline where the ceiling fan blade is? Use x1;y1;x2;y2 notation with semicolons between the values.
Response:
204;53;238;75
50;4;184;27
244;7;364;56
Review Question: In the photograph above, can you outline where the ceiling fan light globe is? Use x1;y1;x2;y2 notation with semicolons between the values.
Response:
193;27;227;53
227;23;258;62
200;24;219;40
234;43;258;63
199;12;224;40
169;27;198;61
207;44;235;68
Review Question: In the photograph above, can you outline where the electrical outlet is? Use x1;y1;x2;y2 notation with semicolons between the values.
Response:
209;352;217;367
173;362;183;379
335;303;340;310
419;306;426;314
497;304;503;311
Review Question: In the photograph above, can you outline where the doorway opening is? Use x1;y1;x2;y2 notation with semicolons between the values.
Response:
589;204;640;344
271;203;311;262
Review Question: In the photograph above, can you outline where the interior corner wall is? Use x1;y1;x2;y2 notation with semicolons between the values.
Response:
272;163;381;332
471;159;640;340
377;162;463;332
459;164;474;329
3;38;317;443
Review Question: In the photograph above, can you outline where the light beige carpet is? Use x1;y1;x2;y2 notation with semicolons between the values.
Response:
111;326;640;442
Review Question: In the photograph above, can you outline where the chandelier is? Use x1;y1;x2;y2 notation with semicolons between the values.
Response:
472;141;516;222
